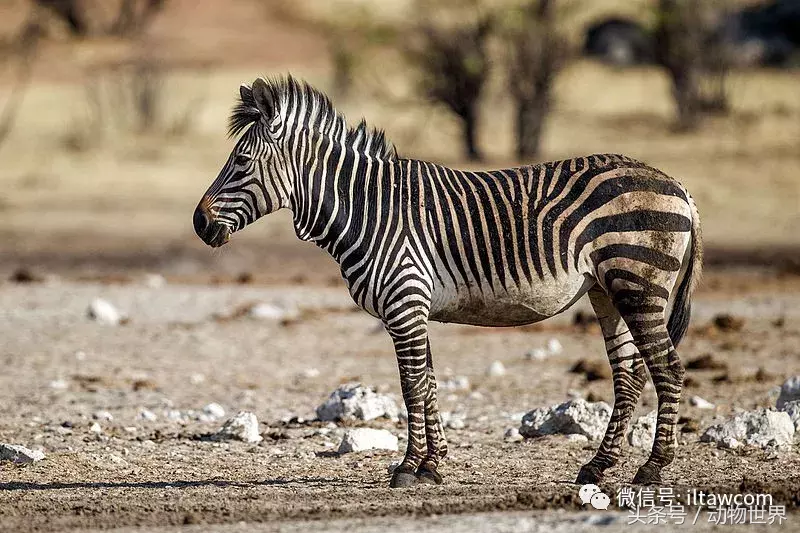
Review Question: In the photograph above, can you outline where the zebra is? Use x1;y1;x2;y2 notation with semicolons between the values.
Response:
193;76;702;488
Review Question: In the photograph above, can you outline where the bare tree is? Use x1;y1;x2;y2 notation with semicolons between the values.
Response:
505;0;569;160
406;16;492;161
0;15;42;150
34;0;167;37
655;0;731;131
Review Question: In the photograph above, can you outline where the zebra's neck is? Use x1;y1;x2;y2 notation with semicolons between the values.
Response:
289;134;396;264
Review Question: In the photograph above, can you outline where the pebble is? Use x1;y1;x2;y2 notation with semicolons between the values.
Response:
49;379;68;390
89;422;102;434
487;360;506;377
690;396;715;410
0;443;45;463
525;348;548;361
248;303;298;321
93;410;113;421
701;409;794;450
546;338;563;355
316;383;400;422
504;427;523;442
212;411;263;443
87;298;123;325
203;403;226;419
137;409;157;422
337;428;398;453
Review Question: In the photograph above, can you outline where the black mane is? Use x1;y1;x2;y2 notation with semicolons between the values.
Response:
228;75;397;161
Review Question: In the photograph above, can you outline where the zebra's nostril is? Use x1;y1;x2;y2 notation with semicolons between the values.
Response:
193;207;210;238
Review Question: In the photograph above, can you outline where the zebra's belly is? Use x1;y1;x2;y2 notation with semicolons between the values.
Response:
429;275;593;327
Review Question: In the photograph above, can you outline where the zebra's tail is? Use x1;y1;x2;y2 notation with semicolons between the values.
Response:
667;196;703;348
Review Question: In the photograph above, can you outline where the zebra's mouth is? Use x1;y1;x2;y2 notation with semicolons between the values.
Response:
205;223;231;248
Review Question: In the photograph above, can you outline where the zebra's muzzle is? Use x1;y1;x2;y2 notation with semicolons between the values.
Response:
193;205;231;248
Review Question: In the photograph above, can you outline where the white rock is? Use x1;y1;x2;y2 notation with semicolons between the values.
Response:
504;427;523;442
778;400;800;432
701;409;795;450
440;376;470;391
49;379;68;390
212;411;263;444
189;373;206;385
525;348;548;361
92;410;113;421
302;368;321;378
519;398;611;441
165;409;187;422
627;411;657;449
566;434;589;444
337;428;398;453
316;383;399;422
690;396;715;410
777;376;800;409
546;338;563;355
487;360;506;377
248;303;297;321
203;403;226;419
0;443;45;463
137;409;157;422
442;411;466;430
74;350;87;361
89;422;102;434
87;298;123;325
142;273;166;288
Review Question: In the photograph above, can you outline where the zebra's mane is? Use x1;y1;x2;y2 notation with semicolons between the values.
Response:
229;75;397;161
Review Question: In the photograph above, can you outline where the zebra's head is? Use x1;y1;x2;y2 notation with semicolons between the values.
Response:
194;79;291;247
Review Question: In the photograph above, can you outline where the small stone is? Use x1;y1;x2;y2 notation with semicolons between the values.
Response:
701;409;794;450
520;398;611;441
440;376;470;391
49;379;68;390
565;434;589;444
546;338;563;355
487;361;506;377
0;443;45;463
142;273;167;288
302;368;321;379
525;348;548;361
442;411;466;430
690;396;715;410
189;373;206;385
778;400;800;432
89;422;102;434
627;411;657;449
712;313;745;332
316;383;399;422
777;376;800;409
74;351;87;361
87;298;123;325
212;411;263;443
202;403;226;419
137;409;157;422
248;303;297;321
504;427;523;442
165;410;186;422
337;428;398;453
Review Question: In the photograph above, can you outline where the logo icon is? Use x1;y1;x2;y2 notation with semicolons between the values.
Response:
579;484;611;510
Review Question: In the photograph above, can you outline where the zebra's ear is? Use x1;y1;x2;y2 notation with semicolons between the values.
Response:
252;78;275;119
239;83;252;104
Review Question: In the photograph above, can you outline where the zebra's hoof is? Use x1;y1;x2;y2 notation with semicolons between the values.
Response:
632;463;663;485
416;466;443;485
389;466;418;488
575;463;604;484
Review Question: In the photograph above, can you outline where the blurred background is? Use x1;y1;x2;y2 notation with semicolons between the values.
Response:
0;0;798;285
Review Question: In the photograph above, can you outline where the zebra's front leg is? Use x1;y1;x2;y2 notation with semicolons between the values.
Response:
577;287;648;484
416;340;447;485
386;311;431;488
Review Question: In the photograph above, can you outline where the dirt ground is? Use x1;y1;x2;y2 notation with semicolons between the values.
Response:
1;277;799;532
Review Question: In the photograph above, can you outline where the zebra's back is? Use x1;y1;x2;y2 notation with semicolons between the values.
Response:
406;153;696;326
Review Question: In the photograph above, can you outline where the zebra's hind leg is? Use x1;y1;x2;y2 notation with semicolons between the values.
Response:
385;307;432;488
616;289;684;485
576;286;648;484
416;340;448;485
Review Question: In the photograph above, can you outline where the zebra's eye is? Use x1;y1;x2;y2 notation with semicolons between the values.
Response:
234;154;251;166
